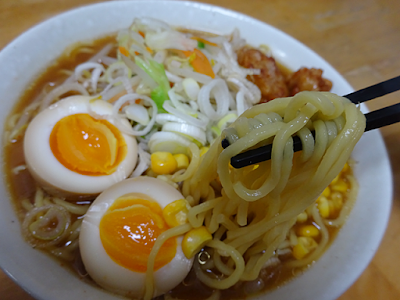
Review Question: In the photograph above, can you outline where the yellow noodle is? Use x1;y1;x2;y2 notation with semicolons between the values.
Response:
289;227;298;247
217;215;238;232
34;187;45;207
193;240;245;289
49;239;79;261
156;175;179;189
68;219;83;241
21;198;33;211
12;165;27;174
43;197;53;206
236;201;249;226
286;205;329;268
144;223;192;300
208;200;228;233
172;143;200;182
8;124;28;142
213;251;234;276
188;198;221;228
6;113;21;128
53;198;90;215
177;91;364;290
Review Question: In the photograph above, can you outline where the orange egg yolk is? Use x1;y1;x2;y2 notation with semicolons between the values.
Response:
50;113;127;175
99;196;177;272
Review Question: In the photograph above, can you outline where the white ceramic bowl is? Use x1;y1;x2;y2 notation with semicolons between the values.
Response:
0;1;392;300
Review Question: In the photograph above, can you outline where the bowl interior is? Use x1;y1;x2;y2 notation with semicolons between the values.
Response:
0;1;392;300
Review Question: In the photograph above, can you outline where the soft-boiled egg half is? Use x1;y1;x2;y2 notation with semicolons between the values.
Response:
24;95;137;199
79;177;193;298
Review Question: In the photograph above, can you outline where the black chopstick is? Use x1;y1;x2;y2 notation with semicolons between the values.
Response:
222;76;400;169
345;75;400;103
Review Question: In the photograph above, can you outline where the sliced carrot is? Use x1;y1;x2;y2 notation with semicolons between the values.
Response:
182;49;215;78
146;46;154;54
107;91;127;104
190;36;218;47
108;91;142;110
138;31;145;38
119;46;130;57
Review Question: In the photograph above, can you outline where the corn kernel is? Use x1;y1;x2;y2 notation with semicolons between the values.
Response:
200;147;209;157
297;225;319;237
330;174;340;185
331;191;343;202
162;199;190;227
292;237;318;260
331;180;348;193
173;154;189;170
342;162;350;173
328;200;335;215
151;152;177;175
317;196;330;218
331;192;344;210
292;242;309;260
296;212;308;223
322;186;331;198
182;226;212;259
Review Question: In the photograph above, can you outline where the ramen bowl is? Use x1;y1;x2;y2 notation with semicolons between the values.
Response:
0;1;392;300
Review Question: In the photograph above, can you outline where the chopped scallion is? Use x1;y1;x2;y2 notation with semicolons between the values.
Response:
197;41;205;49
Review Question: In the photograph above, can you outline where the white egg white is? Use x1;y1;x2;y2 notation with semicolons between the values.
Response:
79;177;194;298
23;95;138;199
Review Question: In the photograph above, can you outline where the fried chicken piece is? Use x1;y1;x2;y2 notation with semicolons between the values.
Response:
237;47;289;103
287;67;332;96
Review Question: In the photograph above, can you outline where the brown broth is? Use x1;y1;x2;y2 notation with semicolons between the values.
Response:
3;34;352;300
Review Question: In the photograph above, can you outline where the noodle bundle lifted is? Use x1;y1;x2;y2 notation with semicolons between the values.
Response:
150;91;365;297
3;16;365;300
